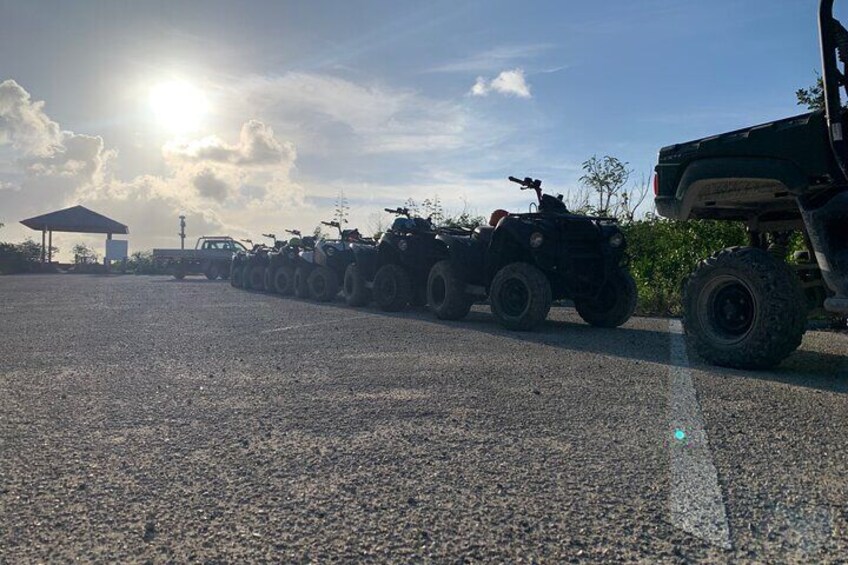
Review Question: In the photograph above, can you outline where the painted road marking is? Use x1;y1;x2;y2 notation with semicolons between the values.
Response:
261;314;376;334
668;319;732;549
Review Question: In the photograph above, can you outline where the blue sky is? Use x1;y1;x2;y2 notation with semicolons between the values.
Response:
0;0;830;254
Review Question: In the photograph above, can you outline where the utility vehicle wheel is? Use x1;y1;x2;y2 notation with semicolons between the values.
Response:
172;264;186;280
490;262;551;331
273;266;295;295
344;264;370;306
205;263;220;280
246;265;264;290
683;246;807;370
294;266;311;298
373;264;412;312
230;264;243;287
307;267;340;302
574;268;637;328
427;260;472;320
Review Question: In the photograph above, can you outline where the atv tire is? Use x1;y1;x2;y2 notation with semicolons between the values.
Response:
427;260;472;320
294;266;312;299
574;268;637;328
308;266;340;302
245;265;264;290
373;264;412;312
683;246;807;370
344;264;370;306
230;263;243;288
490;262;551;331
272;266;295;295
263;267;273;291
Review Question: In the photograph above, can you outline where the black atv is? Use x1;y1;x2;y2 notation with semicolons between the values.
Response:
344;208;467;311
291;235;318;299
429;176;637;330
307;221;374;302
241;236;278;291
265;230;308;296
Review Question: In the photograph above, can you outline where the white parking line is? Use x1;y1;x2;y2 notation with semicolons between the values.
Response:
261;314;376;334
668;320;732;549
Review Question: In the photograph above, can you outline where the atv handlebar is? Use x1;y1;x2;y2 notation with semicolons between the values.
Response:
509;175;543;202
384;207;411;217
285;229;301;236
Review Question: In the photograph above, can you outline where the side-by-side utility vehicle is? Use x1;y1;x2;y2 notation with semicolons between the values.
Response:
654;0;848;369
431;177;636;330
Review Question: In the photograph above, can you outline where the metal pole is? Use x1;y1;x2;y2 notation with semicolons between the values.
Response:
48;230;52;263
41;229;46;263
179;216;186;250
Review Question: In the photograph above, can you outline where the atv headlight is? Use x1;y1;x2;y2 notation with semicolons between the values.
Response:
325;246;335;256
609;232;624;248
530;232;544;248
398;239;409;251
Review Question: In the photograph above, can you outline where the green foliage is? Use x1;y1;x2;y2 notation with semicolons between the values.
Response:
72;243;98;264
796;73;825;111
622;216;747;315
125;250;168;275
0;238;59;274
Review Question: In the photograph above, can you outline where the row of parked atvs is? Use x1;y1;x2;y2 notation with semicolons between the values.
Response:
229;176;638;331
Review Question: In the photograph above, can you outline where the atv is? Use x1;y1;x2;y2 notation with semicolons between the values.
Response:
307;221;374;302
344;208;465;311
292;235;318;299
430;176;636;331
241;235;278;291
265;230;308;296
653;0;848;369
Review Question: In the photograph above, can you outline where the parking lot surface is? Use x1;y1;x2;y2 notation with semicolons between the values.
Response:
1;275;846;562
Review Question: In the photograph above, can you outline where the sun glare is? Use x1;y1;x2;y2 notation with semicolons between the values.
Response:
148;80;209;134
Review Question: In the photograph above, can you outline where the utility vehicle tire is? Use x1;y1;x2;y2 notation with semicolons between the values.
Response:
490;262;551;331
427;260;472;320
344;264;370;306
574;268;637;328
171;263;186;280
373;264;412;312
272;266;295;295
245;265;264;290
294;266;311;298
308;266;340;302
230;263;243;287
203;261;220;280
683;246;807;370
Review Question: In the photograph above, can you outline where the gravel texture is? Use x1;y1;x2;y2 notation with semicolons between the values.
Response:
0;274;846;563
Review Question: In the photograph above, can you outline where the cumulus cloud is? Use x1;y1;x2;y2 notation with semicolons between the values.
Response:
191;168;230;201
163;120;295;166
0;79;61;155
469;68;532;98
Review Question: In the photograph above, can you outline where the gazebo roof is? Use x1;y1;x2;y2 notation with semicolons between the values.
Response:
20;205;129;235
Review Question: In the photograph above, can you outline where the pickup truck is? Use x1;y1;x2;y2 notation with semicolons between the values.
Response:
654;0;848;369
153;236;248;280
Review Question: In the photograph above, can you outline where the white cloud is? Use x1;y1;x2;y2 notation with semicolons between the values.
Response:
163;120;295;166
428;44;552;73
0;79;61;155
470;69;531;99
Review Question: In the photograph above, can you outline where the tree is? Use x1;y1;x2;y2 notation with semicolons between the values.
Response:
72;243;97;264
579;155;633;217
333;190;350;226
796;73;825;111
312;225;326;240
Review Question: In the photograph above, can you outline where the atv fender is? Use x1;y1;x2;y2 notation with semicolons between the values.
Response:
435;234;487;286
352;245;379;282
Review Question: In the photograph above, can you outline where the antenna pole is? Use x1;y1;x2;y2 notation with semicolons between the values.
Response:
179;215;186;250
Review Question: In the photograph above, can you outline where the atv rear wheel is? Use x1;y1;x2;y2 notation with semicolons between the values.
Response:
294;266;312;298
490;262;551;331
683;246;807;370
308;266;340;302
373;264;412;312
245;265;264;290
272;266;295;295
427;260;472;320
574;268;637;328
344;264;370;306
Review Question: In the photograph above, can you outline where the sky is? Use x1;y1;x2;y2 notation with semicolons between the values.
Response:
0;0;831;258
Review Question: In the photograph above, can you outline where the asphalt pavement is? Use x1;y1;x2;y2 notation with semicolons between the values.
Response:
1;275;846;563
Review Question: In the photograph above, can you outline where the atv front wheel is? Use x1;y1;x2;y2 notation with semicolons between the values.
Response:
230;264;243;287
373;264;412;312
574;268;637;328
308;267;340;302
490;262;551;331
294;266;312;298
263;267;274;292
427;260;472;320
344;264;370;306
273;266;295;295
683;246;807;370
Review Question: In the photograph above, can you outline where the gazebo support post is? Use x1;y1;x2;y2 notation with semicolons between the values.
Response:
41;229;46;263
48;230;53;263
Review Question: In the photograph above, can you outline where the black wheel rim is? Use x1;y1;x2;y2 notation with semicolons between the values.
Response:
499;278;529;317
699;275;756;344
431;276;446;306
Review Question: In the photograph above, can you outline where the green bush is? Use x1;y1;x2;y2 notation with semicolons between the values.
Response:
622;216;747;316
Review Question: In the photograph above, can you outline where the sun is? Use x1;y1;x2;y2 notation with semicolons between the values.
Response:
148;80;209;134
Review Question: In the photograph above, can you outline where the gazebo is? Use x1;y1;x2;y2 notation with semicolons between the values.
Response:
20;205;129;263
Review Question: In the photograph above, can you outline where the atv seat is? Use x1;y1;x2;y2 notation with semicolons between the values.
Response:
473;226;494;244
